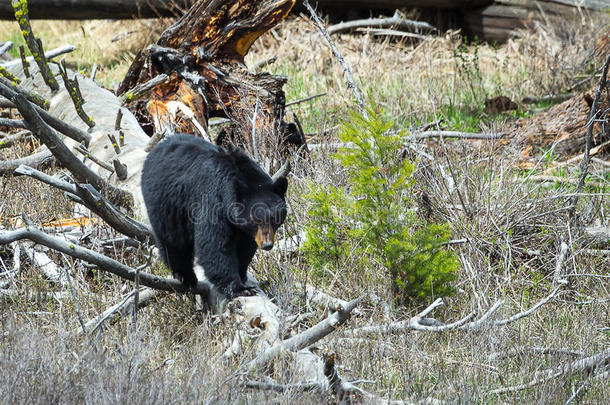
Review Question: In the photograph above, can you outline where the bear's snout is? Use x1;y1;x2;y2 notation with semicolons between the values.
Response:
255;224;275;250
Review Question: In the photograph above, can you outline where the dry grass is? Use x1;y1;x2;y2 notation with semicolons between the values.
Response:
0;19;170;88
1;11;610;405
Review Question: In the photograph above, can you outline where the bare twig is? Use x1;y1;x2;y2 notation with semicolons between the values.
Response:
74;144;114;173
107;133;121;154
57;59;95;128
490;349;610;395
252;55;277;71
86;288;161;335
302;0;366;116
119;73;168;104
489;347;586;362
409;130;506;140
285;92;327;107
492;287;562;326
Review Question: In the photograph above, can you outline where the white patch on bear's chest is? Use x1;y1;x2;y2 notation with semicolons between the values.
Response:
193;257;206;282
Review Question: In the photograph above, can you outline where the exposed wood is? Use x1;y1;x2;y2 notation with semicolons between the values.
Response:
126;0;298;168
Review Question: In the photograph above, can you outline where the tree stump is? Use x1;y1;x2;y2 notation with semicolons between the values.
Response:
120;0;299;171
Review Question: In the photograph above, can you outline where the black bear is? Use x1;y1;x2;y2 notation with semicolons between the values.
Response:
141;134;288;298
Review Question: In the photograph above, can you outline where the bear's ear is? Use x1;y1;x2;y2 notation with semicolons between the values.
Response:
273;176;288;197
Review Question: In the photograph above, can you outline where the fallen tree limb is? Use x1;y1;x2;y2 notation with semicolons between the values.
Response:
347;287;561;336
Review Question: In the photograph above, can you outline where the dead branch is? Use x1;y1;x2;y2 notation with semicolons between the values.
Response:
0;41;12;57
0;130;33;149
553;240;569;285
11;94;132;206
0;221;209;295
85;288;161;335
489;349;610;395
21;243;68;286
240;379;321;393
0;75;48;109
14;165;151;242
327;12;436;36
0;149;53;176
489;347;586;362
74;144;114;173
0;65;20;83
18;45;29;77
410;130;507;140
12;0;59;91
2;44;76;71
57;59;95;128
119;73;168;105
285;92;327;107
491;287;561;326
0;118;25;129
348;287;561;336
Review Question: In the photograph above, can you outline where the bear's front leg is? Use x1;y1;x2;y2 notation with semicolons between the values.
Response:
194;244;258;299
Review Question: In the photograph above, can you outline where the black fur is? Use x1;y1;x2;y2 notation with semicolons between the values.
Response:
141;134;287;298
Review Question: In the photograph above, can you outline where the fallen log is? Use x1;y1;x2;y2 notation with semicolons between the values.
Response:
0;0;495;20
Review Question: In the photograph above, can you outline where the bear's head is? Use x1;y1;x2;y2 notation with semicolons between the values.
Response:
226;151;288;250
